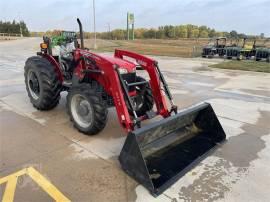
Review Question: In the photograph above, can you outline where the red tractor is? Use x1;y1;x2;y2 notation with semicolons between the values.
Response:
24;19;226;196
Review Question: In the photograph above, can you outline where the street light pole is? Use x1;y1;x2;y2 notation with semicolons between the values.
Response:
19;23;23;37
17;12;23;37
93;0;97;49
108;22;111;40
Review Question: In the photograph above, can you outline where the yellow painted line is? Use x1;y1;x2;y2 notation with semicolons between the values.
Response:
27;167;71;202
0;169;26;184
0;167;70;202
2;176;18;202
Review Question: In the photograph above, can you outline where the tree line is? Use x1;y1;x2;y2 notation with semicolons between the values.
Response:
96;25;252;40
0;20;30;36
31;24;256;40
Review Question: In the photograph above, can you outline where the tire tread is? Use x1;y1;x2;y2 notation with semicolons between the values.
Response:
24;56;62;110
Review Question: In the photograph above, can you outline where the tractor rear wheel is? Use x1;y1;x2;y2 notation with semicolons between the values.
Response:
129;76;154;117
67;83;108;135
237;53;243;61
207;53;214;59
24;56;62;110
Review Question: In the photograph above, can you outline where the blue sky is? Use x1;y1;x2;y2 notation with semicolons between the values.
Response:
0;0;269;36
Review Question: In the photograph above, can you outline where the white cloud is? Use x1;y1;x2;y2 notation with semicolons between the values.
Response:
0;0;269;35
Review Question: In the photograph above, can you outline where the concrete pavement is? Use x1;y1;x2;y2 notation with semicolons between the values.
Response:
0;38;270;202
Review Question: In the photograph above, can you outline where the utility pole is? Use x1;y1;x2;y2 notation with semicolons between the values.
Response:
127;12;129;40
19;23;23;37
93;0;97;49
108;23;111;40
17;12;23;37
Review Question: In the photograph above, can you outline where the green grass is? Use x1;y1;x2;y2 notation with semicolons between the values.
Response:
211;60;270;73
84;39;207;57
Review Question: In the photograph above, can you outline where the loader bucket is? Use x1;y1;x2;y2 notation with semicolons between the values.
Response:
119;102;226;196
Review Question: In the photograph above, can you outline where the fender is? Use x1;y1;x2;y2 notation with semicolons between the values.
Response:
38;53;64;83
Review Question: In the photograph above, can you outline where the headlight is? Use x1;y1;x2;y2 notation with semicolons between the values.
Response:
40;43;48;49
118;68;128;74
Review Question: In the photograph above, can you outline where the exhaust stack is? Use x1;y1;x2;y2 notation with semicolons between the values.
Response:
77;18;84;49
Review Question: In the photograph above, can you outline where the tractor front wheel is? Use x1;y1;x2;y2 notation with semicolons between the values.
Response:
67;83;108;135
24;56;62;110
267;55;270;63
207;53;214;59
255;57;261;61
237;53;243;61
129;76;154;117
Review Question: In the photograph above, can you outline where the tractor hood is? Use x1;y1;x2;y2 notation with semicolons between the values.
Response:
78;50;136;73
101;54;136;73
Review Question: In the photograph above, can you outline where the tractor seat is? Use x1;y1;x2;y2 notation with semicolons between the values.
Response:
61;54;75;72
244;45;253;50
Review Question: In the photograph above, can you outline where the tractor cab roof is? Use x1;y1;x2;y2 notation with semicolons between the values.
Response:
208;37;226;42
216;37;227;40
207;37;226;45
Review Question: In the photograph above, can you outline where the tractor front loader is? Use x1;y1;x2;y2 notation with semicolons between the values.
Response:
24;19;226;196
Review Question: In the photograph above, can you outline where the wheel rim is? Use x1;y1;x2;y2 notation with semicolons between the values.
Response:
27;70;40;100
70;94;94;128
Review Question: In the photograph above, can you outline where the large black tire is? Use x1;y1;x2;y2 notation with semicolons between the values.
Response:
207;53;214;59
67;83;108;135
129;76;154;117
237;53;243;61
255;57;261;61
24;56;62;110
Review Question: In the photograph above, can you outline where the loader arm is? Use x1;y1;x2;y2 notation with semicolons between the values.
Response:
114;49;171;117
